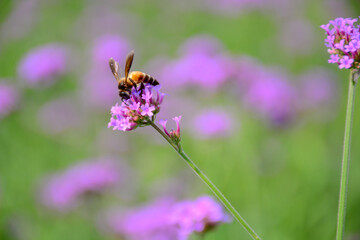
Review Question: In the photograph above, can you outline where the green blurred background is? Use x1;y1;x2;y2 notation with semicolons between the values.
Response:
1;0;360;239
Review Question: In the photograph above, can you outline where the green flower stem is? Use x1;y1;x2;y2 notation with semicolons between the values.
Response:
149;121;262;240
336;70;359;240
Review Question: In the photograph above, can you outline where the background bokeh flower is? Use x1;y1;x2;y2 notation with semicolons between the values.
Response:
243;68;298;126
106;198;177;240
40;158;121;212
37;96;84;134
170;196;229;239
17;44;69;86
191;109;234;139
0;82;20;119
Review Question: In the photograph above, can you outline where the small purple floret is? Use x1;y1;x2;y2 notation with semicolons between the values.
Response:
339;56;354;69
159;116;182;143
328;54;340;63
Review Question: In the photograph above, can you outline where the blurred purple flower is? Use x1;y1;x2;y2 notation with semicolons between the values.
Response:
203;0;264;15
298;68;338;114
179;35;224;56
160;36;232;91
243;69;297;126
80;69;118;109
161;53;230;91
232;56;265;89
41;158;120;212
279;19;315;56
325;0;353;19
169;196;229;240
107;198;178;240
192;109;233;139
107;196;228;240
37;96;84;134
0;0;39;42
92;35;132;68
0;82;20;119
17;44;69;86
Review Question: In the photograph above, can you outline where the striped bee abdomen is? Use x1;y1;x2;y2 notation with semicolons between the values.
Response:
143;74;159;86
129;71;159;86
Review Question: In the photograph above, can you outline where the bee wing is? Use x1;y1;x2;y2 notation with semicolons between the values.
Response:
125;50;134;80
109;58;121;82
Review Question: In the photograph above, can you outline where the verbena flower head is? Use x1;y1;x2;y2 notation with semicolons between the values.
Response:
169;196;229;239
41;159;120;212
321;17;360;69
108;84;165;131
17;44;68;85
0;82;19;119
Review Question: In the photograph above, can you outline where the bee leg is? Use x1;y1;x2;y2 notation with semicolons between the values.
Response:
139;82;145;91
129;78;136;87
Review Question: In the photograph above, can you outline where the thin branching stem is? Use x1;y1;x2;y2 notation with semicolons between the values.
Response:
149;121;262;240
336;70;358;240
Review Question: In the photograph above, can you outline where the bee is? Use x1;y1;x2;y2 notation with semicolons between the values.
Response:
109;50;159;100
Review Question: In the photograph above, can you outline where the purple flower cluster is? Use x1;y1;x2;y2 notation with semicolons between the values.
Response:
169;196;230;240
0;82;19;119
41;159;120;212
17;44;69;85
321;17;360;69
108;84;165;131
107;196;228;240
